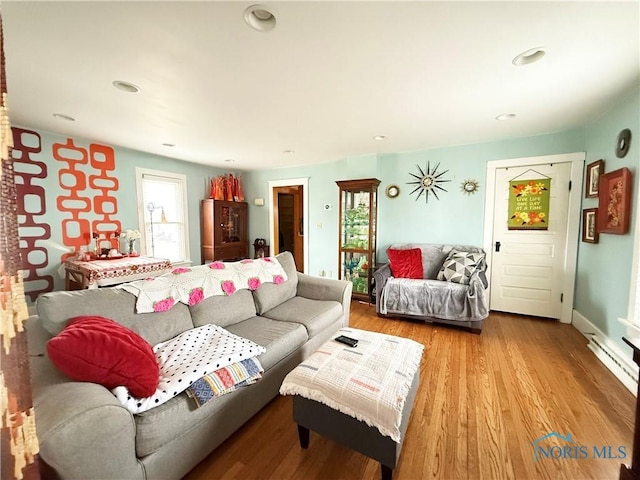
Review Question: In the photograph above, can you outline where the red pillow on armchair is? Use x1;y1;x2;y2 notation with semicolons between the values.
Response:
386;248;423;279
47;315;159;398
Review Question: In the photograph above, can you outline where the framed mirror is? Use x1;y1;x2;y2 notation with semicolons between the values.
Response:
385;184;400;198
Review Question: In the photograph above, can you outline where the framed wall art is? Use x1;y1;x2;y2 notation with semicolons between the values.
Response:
582;208;598;243
585;159;604;198
597;167;632;234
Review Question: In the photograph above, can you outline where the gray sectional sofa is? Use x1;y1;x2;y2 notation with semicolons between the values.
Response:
26;252;352;480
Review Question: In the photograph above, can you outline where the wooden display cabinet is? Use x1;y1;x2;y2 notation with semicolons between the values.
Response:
201;200;248;262
336;178;381;301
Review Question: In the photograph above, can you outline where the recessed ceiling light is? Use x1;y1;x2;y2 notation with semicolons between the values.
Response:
512;47;546;66
224;159;235;163
496;113;517;121
112;80;141;93
244;5;276;32
284;149;295;154
373;135;387;141
52;113;75;121
162;143;175;147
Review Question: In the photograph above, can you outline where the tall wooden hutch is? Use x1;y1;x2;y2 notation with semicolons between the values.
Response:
201;199;248;262
336;178;380;301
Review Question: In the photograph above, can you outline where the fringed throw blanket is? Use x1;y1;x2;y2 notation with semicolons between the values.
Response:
113;324;265;414
279;328;424;443
186;357;263;408
119;257;287;313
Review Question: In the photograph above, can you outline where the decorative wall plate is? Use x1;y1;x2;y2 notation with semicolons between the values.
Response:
407;161;450;203
385;184;400;198
461;179;479;195
616;128;631;158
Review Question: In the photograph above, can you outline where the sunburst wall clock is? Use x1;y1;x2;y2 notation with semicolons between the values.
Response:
407;161;451;203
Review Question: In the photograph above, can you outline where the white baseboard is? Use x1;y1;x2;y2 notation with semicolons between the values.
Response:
572;310;638;395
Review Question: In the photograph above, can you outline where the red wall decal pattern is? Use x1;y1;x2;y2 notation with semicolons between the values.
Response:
54;139;121;260
12;127;54;302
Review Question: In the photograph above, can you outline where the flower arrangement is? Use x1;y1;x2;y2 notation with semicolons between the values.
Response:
123;229;141;240
122;229;141;255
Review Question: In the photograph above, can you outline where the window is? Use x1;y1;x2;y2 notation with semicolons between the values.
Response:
136;168;190;264
622;178;640;335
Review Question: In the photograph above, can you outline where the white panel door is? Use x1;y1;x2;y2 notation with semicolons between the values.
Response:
490;162;571;319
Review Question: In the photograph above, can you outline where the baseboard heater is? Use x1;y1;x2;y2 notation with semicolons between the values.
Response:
587;335;638;395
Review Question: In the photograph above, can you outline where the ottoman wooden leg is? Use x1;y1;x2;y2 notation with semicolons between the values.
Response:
381;464;393;480
297;425;310;449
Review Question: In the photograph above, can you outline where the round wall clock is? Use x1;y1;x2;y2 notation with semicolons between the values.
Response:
461;179;479;195
616;128;631;158
407;161;450;203
385;184;400;198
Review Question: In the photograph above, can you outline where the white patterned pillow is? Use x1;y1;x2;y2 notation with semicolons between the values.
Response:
436;251;485;285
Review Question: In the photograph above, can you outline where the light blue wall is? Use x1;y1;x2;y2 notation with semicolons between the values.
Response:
243;154;379;277
245;129;585;277
20;85;640;352
574;87;640;352
17;127;231;295
376;131;586;257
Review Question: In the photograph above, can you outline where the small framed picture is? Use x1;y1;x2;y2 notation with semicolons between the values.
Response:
585;159;604;198
598;167;633;234
582;208;598;243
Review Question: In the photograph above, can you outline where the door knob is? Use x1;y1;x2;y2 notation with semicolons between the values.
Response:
495;241;501;252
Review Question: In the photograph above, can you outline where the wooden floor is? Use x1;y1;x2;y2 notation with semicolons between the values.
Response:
185;301;635;480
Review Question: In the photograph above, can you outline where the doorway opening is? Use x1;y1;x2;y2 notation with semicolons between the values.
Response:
268;178;309;273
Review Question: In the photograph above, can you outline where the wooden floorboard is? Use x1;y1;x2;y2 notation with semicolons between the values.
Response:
184;301;635;480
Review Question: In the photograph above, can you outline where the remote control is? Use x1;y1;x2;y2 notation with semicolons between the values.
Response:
335;335;358;347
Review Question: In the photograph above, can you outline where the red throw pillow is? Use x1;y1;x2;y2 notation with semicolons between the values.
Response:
47;315;159;398
386;248;423;279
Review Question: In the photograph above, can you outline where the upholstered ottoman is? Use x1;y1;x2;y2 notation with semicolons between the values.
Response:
280;328;423;480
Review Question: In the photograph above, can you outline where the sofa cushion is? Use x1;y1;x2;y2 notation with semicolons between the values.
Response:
36;288;194;346
387;248;423;279
47;316;159;398
225;316;308;371
189;289;257;328
261;297;343;338
252;251;299;315
418;245;449;279
134;316;307;457
387;243;448;279
436;251;485;285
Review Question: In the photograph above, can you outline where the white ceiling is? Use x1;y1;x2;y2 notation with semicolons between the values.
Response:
2;1;639;171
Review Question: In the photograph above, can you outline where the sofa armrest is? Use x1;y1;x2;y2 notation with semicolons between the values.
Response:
468;256;489;292
296;273;353;326
373;264;392;314
26;318;144;480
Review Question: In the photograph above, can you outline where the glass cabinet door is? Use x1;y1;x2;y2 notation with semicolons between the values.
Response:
221;205;242;243
341;251;371;295
336;178;380;300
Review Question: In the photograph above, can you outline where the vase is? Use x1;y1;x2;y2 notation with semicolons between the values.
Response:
128;240;137;256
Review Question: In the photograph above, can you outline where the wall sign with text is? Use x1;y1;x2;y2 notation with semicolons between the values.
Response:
508;178;551;230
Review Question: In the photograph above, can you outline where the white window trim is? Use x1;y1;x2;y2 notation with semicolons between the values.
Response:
620;178;640;336
135;167;191;263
